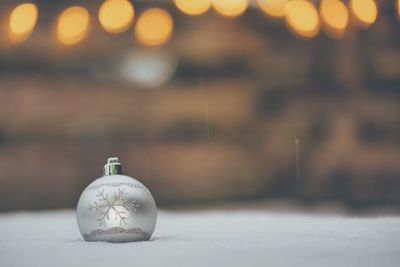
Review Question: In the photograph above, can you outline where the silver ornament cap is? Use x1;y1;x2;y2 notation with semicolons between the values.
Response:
76;157;157;242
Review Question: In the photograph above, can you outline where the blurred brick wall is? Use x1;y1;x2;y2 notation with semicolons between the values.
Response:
0;3;400;211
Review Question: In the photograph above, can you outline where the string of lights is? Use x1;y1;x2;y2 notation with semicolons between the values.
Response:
4;0;396;46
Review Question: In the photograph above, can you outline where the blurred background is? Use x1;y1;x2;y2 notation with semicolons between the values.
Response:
0;0;399;212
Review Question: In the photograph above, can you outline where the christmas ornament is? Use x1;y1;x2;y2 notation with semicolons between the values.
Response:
76;157;157;242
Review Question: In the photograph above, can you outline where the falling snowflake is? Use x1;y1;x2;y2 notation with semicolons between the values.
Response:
89;188;140;226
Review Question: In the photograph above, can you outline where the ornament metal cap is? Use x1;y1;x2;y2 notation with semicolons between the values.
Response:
104;157;122;176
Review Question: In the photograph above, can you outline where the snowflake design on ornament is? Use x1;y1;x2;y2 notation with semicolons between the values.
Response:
89;188;140;226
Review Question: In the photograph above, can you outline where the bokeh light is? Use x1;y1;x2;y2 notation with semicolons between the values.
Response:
120;51;177;87
212;0;248;18
398;0;400;18
174;0;211;16
98;0;134;34
57;6;90;45
8;3;38;43
285;0;319;38
349;0;377;27
320;0;349;39
134;8;173;46
257;0;289;19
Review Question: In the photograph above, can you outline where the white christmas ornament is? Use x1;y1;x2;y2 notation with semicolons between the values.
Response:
76;157;157;242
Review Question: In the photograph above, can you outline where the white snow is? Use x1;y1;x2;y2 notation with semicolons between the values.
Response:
1;210;399;267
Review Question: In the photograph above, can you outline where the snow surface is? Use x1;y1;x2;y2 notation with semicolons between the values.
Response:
0;210;399;267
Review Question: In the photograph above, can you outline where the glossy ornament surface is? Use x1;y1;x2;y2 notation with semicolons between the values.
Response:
76;158;157;242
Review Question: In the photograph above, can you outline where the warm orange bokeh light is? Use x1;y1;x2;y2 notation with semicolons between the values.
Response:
320;0;349;39
398;0;400;18
8;3;38;43
285;0;319;38
57;6;90;45
258;0;289;18
134;8;173;46
349;0;377;27
98;0;134;33
212;0;248;18
174;0;211;16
